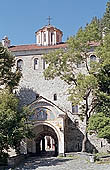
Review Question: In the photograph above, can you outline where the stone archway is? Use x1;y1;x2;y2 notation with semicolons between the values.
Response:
26;97;66;156
27;124;59;157
35;125;58;156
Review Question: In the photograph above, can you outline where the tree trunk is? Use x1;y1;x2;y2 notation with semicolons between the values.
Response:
81;95;89;152
81;131;88;152
81;111;88;152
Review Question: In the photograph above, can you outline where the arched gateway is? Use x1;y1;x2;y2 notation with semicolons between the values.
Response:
31;124;59;156
21;96;66;156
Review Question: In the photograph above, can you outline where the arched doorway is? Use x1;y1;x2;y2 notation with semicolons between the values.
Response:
27;124;59;157
27;98;65;156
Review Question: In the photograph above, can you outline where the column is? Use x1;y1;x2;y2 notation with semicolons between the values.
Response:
50;137;53;150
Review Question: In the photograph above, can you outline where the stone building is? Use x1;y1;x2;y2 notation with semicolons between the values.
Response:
2;23;110;156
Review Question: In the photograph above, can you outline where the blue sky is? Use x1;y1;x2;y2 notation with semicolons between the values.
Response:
0;0;108;45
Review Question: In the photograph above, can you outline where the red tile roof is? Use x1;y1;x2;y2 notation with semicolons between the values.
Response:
9;41;99;53
9;43;67;52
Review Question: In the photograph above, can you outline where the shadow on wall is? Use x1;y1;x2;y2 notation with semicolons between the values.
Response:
65;117;98;153
17;87;39;106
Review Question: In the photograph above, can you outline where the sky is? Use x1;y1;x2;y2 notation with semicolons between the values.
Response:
0;0;108;46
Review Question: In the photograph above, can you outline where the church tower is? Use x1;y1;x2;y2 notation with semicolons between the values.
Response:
35;17;63;46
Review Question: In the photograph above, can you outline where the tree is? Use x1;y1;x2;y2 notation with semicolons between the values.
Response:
0;89;33;163
101;0;110;34
44;18;101;152
0;43;21;92
0;44;33;163
88;34;110;142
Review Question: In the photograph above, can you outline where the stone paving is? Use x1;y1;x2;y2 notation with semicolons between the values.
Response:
9;156;110;170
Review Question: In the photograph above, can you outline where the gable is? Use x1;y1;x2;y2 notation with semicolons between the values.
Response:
29;96;66;121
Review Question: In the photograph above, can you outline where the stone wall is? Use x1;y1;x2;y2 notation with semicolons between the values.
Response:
12;50;110;154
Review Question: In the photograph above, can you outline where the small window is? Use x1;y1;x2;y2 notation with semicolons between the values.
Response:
90;55;96;62
43;59;45;70
42;58;49;70
72;105;78;113
34;58;39;70
54;94;57;101
77;62;81;68
51;33;54;44
44;33;46;42
17;59;23;71
38;35;40;43
57;34;60;42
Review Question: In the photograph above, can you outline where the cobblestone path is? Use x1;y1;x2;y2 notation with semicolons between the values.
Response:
11;156;110;170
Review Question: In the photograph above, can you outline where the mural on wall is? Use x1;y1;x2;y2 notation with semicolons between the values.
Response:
30;107;56;121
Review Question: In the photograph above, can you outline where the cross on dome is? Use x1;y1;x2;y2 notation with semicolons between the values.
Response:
47;16;52;25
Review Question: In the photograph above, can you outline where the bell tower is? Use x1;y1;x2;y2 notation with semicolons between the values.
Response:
35;18;63;46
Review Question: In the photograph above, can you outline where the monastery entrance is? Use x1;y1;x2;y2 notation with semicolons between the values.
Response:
22;97;66;156
35;125;58;156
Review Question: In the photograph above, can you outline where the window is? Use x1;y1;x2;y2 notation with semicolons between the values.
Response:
17;59;23;71
90;55;96;62
51;33;54;44
44;33;46;42
42;58;49;70
34;58;39;70
57;34;60;42
54;94;57;101
77;62;82;68
72;105;78;113
43;59;45;69
38;35;40;43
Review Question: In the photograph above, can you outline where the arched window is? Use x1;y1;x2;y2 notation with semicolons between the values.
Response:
90;55;96;62
43;59;45;70
57;34;60;42
34;58;39;70
17;59;23;71
44;33;46;42
51;33;54;44
38;35;40;43
54;94;57;101
72;105;78;113
42;58;49;70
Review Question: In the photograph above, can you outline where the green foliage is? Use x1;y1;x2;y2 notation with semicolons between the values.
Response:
0;43;21;92
0;89;33;157
44;5;110;149
96;33;110;65
88;26;110;141
88;112;110;140
101;0;110;34
68;73;98;108
43;18;102;152
44;17;101;85
88;64;110;141
44;18;100;114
